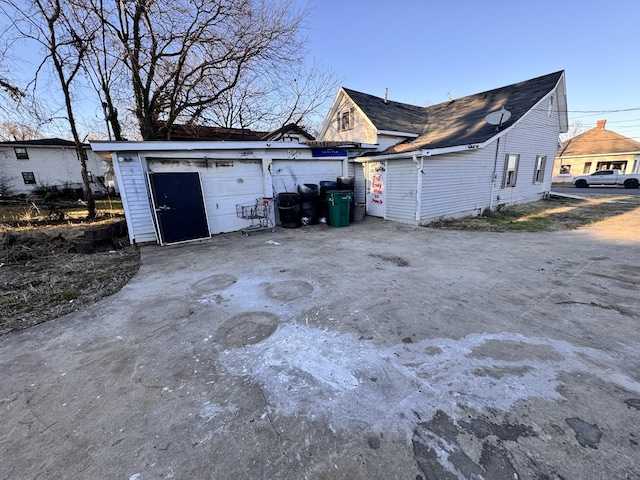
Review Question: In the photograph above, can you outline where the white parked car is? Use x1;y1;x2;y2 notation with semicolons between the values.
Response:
572;169;640;189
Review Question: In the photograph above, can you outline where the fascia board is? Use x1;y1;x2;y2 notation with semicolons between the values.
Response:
558;151;640;159
316;88;348;138
90;140;312;153
377;130;419;138
555;72;569;133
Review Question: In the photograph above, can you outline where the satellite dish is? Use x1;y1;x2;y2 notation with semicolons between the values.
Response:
485;108;511;126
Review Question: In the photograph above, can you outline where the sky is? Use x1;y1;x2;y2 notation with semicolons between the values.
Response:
296;0;640;140
2;0;638;142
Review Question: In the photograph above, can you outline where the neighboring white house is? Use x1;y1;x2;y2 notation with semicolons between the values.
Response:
90;141;353;245
0;138;116;196
316;71;569;225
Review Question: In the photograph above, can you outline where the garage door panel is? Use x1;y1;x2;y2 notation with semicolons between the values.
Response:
272;160;343;195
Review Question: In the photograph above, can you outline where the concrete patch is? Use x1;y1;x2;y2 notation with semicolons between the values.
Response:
214;311;280;349
265;280;314;302
565;417;602;449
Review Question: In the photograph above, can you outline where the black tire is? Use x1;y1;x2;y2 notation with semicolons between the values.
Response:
574;179;588;188
278;192;300;207
624;178;639;189
278;205;300;223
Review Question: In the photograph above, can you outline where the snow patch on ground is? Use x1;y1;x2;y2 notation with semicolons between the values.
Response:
220;323;640;434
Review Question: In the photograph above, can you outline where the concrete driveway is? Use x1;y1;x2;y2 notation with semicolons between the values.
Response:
2;217;640;479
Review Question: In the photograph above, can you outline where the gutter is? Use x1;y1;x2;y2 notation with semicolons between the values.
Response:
377;130;419;138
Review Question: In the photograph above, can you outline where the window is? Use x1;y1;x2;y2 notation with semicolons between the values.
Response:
583;162;591;174
559;164;571;175
14;147;29;159
596;161;627;172
339;108;354;131
87;171;93;182
21;172;36;184
533;155;546;184
547;95;555;117
502;154;519;187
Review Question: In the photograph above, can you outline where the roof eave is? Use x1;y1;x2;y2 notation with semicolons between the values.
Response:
557;151;640;159
377;130;419;138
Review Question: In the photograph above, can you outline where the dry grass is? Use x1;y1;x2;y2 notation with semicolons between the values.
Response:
425;195;640;232
1;200;140;336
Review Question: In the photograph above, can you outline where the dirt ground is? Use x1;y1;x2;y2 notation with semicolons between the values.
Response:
0;193;637;337
0;216;140;336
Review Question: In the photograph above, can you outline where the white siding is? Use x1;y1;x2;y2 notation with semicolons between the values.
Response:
385;159;419;224
271;159;343;197
0;145;106;195
494;93;559;206
376;134;408;152
419;148;494;223
352;163;366;204
113;155;157;244
417;90;561;224
319;96;377;145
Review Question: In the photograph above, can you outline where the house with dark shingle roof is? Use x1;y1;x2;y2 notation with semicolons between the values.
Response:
317;71;568;224
0;138;112;196
153;122;314;142
553;120;640;182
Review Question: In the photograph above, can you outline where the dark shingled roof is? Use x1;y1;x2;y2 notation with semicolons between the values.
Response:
345;71;564;153
153;122;314;141
0;138;79;147
558;123;640;157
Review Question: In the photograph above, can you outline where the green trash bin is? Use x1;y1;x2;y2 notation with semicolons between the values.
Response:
326;190;353;227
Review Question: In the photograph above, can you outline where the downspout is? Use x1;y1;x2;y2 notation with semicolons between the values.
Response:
489;137;501;211
413;154;424;222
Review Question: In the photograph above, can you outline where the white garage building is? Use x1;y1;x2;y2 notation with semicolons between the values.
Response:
91;141;354;245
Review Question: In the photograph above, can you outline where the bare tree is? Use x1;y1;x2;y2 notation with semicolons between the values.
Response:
560;119;585;143
76;0;308;140
1;0;97;218
2;0;339;145
201;57;341;135
0;121;41;141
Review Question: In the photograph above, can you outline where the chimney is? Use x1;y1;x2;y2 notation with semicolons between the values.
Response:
596;119;606;129
384;88;388;104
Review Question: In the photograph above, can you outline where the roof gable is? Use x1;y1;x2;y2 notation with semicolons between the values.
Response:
340;71;565;153
341;88;428;134
558;124;640;157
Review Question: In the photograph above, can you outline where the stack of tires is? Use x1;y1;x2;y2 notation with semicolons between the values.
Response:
319;181;337;224
278;192;300;228
298;183;319;225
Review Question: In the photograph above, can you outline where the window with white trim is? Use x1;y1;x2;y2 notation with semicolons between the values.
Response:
338;107;354;131
533;155;546;184
502;154;519;187
547;95;555;117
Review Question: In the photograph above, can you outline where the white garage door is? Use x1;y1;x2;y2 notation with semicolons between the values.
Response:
271;160;344;196
147;159;264;234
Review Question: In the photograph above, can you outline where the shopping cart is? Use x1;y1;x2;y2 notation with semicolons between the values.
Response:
235;197;275;235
